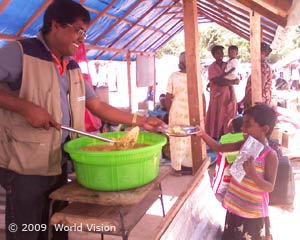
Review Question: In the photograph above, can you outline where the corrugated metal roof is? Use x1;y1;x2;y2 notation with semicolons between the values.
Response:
0;0;292;61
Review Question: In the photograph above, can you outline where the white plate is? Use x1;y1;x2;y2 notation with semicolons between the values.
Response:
159;125;200;137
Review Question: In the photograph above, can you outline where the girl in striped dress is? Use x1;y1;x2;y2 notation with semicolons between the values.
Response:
197;103;278;240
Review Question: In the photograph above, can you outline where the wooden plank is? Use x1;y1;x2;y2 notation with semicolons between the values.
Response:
158;166;223;239
50;187;162;236
49;165;171;206
250;11;262;105
154;159;210;239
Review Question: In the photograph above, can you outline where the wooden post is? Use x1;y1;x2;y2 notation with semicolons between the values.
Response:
250;11;262;105
127;52;132;112
183;0;206;173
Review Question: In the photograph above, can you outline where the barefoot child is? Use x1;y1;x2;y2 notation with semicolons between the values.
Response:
198;103;278;240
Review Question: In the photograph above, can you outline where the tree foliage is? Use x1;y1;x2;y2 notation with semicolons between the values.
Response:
156;37;185;58
157;24;250;62
157;23;298;64
293;26;300;48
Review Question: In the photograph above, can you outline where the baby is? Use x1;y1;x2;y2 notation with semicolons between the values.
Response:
223;45;239;81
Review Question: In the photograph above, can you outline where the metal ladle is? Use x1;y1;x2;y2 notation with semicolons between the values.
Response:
61;126;140;149
61;126;116;143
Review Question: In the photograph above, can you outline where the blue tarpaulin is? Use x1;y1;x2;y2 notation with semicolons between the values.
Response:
0;0;282;61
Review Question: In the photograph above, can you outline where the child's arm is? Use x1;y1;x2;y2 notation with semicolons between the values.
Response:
220;67;236;78
197;129;243;153
243;150;278;192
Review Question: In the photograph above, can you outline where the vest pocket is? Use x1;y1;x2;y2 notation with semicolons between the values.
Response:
5;127;53;175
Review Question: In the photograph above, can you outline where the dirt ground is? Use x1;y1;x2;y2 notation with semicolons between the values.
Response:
0;156;299;240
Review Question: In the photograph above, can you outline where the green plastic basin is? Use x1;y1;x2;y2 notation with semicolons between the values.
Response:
64;132;167;191
220;132;244;164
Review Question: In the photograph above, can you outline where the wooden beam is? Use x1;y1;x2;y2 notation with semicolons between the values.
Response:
108;2;181;60
250;11;262;104
16;0;52;37
85;44;155;56
183;0;206;173
217;0;248;16
0;0;10;13
198;6;249;40
153;25;183;53
234;0;287;27
200;0;276;42
208;0;249;23
198;2;250;36
256;0;293;13
92;1;141;45
87;0;117;28
98;0;162;60
135;16;179;52
0;33;21;41
126;52;132;113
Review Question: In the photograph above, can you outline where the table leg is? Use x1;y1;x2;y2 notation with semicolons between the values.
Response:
48;199;56;240
117;207;129;240
158;183;166;217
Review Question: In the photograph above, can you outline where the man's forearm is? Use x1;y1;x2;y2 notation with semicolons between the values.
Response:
0;90;29;116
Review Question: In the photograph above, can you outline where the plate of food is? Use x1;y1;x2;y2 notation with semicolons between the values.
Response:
159;125;201;137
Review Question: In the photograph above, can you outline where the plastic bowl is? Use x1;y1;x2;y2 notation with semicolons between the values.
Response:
64;132;167;191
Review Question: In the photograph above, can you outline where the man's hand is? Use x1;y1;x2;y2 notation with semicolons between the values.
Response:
141;116;167;132
21;102;60;130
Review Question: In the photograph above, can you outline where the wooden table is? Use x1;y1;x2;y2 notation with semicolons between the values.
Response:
49;165;171;240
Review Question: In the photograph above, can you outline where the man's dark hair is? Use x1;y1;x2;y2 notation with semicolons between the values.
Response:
228;45;238;52
244;102;277;138
211;45;224;56
41;0;90;34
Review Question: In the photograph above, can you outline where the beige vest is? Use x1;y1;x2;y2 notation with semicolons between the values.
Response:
0;39;85;176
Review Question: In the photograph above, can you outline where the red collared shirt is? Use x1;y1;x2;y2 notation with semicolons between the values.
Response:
51;53;69;76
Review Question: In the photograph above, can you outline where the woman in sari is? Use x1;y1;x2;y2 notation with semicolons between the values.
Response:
205;45;239;140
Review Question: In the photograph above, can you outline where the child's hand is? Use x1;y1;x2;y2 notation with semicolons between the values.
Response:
243;157;257;178
195;126;203;137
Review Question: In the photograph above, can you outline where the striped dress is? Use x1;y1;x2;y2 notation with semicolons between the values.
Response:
223;148;273;218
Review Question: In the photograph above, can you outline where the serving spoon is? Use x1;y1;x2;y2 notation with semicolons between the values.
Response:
61;126;140;149
61;126;116;143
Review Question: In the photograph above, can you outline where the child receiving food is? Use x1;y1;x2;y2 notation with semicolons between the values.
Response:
197;103;278;240
211;115;244;201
